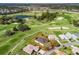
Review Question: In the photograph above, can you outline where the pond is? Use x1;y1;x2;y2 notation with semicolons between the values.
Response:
15;15;32;19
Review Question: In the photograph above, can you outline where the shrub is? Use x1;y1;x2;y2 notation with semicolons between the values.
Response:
13;27;18;31
17;24;31;32
5;30;15;36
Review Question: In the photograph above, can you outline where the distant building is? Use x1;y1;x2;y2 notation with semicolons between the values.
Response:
59;32;78;40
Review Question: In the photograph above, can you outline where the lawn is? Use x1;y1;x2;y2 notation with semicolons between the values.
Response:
74;44;79;48
0;11;79;55
59;46;73;55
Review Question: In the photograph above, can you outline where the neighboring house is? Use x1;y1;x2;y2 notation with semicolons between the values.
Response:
55;50;66;55
65;32;72;39
38;49;46;55
71;34;78;40
71;45;79;55
74;32;79;38
59;34;68;40
48;35;58;40
59;32;78;40
23;44;39;55
48;34;62;46
35;37;48;46
66;32;78;40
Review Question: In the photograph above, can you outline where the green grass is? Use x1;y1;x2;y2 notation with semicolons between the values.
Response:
0;22;49;54
0;11;79;55
74;44;79;48
59;39;68;44
59;46;73;55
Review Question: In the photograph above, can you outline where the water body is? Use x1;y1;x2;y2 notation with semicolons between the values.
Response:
15;15;32;19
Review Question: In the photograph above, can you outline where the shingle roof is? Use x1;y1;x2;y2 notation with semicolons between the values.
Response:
36;37;48;44
23;44;39;54
74;32;79;38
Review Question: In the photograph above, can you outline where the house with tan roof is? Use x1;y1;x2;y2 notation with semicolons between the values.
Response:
55;50;66;55
23;44;39;55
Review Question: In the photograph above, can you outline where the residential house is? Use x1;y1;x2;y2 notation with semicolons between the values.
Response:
35;37;48;46
48;35;61;46
38;49;46;55
59;32;78;40
23;44;39;55
71;34;78;40
48;35;58;40
71;45;79;55
65;32;72;39
55;50;66;55
66;32;78;40
74;32;79;38
59;34;68;40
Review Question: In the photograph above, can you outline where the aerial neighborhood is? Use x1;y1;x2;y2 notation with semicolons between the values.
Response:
22;32;79;55
0;3;79;55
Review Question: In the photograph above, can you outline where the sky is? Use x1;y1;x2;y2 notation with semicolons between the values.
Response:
0;0;79;3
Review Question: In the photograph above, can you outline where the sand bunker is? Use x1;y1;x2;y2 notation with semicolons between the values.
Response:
48;27;69;30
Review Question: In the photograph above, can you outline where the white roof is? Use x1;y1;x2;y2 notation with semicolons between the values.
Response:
59;32;77;40
59;34;64;39
48;35;58;40
71;34;78;39
33;46;39;52
71;46;79;53
65;32;72;39
74;33;79;38
39;49;46;55
59;34;68;40
66;32;78;39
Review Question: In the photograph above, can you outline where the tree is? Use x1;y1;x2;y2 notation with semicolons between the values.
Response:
5;30;15;36
13;27;18;31
37;11;58;22
17;24;31;32
64;15;73;24
16;19;26;24
33;15;37;19
73;20;79;27
0;15;13;24
44;42;52;50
